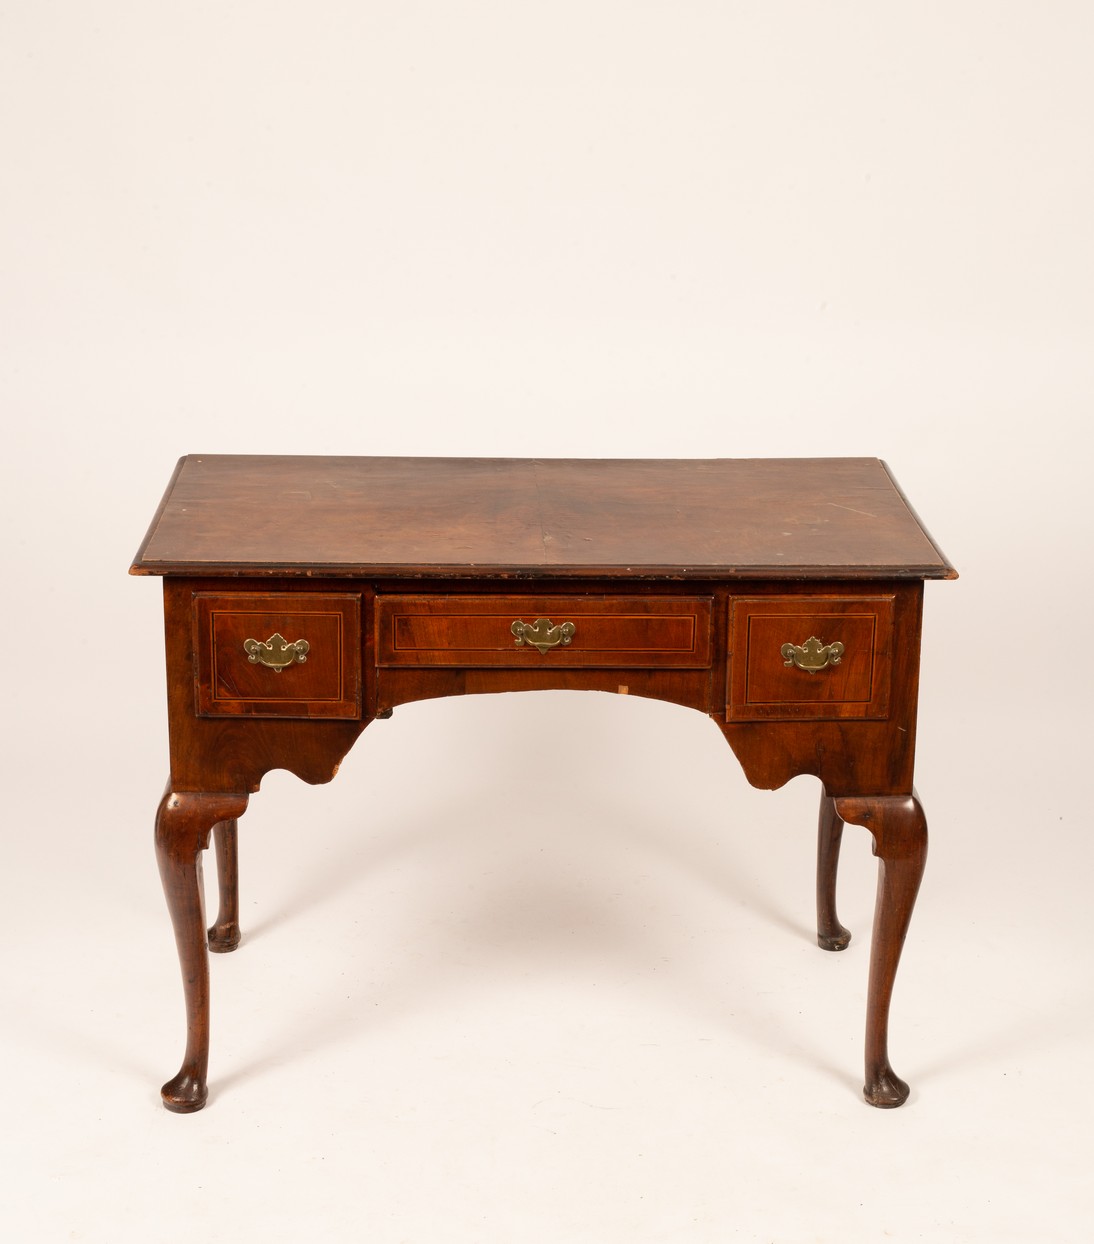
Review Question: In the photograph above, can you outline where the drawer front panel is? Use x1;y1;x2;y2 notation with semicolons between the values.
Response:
193;593;361;718
728;596;893;721
377;595;712;668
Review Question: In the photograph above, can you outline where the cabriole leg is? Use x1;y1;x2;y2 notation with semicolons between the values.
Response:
817;790;851;951
155;788;248;1113
834;793;927;1108
208;819;241;953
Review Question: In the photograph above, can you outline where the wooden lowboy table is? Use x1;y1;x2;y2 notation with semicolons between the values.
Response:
132;455;955;1112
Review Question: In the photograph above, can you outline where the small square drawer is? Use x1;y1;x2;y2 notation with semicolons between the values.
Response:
728;596;894;721
376;595;712;668
193;592;361;718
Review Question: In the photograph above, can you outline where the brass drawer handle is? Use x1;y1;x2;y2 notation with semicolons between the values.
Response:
511;617;576;654
243;633;310;673
780;636;845;673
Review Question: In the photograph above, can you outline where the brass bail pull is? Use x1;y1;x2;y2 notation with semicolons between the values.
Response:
243;633;310;672
780;636;845;673
511;617;576;655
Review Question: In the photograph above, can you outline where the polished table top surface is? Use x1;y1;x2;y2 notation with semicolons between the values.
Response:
131;454;956;581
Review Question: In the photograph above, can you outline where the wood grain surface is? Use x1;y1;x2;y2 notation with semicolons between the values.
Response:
131;455;956;580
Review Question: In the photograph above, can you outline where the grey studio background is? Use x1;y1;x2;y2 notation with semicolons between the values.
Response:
2;5;1091;1243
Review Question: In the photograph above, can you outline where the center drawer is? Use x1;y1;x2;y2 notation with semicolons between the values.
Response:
376;595;713;668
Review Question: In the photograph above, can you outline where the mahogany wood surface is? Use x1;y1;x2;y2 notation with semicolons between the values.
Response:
728;595;894;721
132;455;957;580
193;591;361;718
376;594;713;668
134;455;954;1113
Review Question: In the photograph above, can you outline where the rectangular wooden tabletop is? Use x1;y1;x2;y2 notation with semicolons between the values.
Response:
130;455;956;580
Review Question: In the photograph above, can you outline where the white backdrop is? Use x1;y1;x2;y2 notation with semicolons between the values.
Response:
3;5;1092;1242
